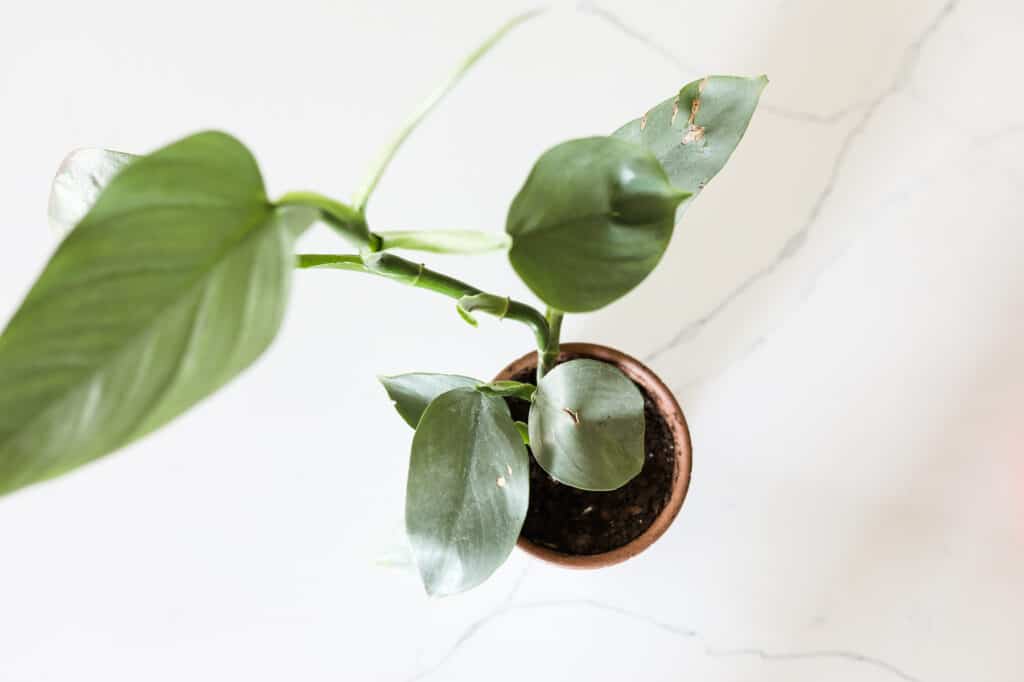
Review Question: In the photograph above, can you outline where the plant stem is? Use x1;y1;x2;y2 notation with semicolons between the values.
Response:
277;192;378;250
297;252;549;354
350;10;542;215
538;307;563;380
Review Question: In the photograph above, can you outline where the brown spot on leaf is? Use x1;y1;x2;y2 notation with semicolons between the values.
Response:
640;112;647;131
562;407;581;425
687;96;701;127
685;79;708;137
682;125;706;145
671;95;680;125
496;476;507;488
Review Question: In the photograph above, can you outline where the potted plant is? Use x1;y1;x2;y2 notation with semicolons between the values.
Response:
0;13;764;596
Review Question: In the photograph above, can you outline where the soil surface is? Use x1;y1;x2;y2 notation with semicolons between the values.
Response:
505;357;676;556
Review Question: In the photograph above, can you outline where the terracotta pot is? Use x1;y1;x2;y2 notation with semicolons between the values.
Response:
493;342;693;569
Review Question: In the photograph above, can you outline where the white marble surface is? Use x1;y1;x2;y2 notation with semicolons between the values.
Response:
1;1;1022;680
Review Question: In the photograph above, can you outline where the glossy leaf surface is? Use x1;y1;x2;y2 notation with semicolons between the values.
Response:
379;373;479;428
506;136;687;312
0;131;314;495
406;387;529;596
614;75;767;202
528;359;644;491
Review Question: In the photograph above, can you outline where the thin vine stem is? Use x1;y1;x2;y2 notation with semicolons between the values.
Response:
276;191;377;250
296;252;549;354
350;10;543;215
539;307;563;380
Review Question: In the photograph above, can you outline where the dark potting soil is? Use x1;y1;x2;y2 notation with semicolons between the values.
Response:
505;357;676;556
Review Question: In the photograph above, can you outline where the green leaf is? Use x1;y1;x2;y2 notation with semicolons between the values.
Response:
613;75;767;202
377;230;511;254
48;148;136;237
379;373;480;428
528;359;645;491
0;131;316;496
477;380;536;402
406;387;529;596
506;136;688;313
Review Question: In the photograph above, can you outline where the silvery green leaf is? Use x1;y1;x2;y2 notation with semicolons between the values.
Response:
506;136;687;312
406;387;528;596
528;359;645;491
379;373;480;428
613;74;767;203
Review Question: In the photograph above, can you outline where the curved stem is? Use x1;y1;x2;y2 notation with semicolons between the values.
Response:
297;252;549;354
277;192;378;250
350;10;542;214
539;307;563;380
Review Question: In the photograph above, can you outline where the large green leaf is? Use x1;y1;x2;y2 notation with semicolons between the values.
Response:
0;131;316;496
528;359;644;491
48;148;136;237
406;387;529;596
379;373;480;428
506;136;688;313
613;75;767;201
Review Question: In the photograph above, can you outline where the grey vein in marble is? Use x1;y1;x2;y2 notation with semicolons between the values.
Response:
408;567;531;682
646;0;958;366
580;0;960;373
578;1;872;125
408;596;923;682
705;645;923;682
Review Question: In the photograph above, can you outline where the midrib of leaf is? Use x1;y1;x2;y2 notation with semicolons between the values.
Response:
511;210;615;239
0;203;279;458
512;203;675;241
418;392;487;589
446;397;483;554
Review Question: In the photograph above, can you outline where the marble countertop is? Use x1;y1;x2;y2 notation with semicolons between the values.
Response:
0;1;1020;680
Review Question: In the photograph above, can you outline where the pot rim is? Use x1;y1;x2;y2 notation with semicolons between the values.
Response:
493;342;693;569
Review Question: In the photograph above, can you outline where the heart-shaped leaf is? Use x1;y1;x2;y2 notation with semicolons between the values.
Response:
379;373;480;428
0;131;316;496
528;359;644;491
613;75;767;203
506;136;688;313
48;148;136;237
406;387;529;596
